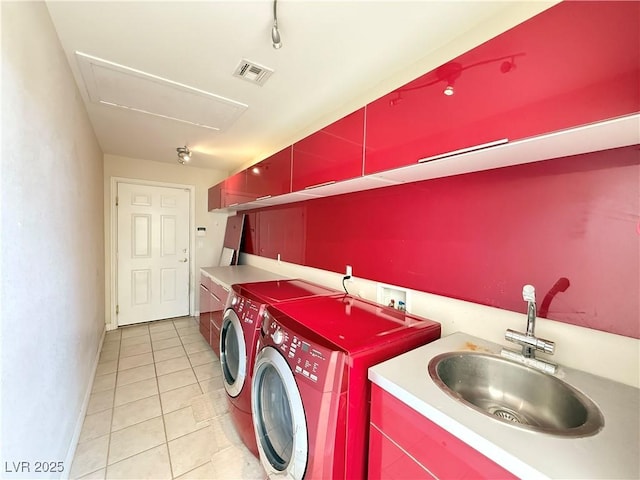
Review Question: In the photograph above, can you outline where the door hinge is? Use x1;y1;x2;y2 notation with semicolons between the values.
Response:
115;196;119;206
116;305;119;315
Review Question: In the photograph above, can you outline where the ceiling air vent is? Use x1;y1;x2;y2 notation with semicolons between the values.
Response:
233;59;274;86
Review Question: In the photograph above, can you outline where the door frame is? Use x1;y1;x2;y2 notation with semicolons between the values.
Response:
109;177;196;330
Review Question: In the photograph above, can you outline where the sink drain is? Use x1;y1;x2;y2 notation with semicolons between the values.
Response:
493;409;521;423
488;407;526;424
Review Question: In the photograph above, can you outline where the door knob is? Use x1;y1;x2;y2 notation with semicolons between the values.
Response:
179;258;188;263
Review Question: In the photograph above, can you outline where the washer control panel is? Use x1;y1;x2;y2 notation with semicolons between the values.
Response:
262;318;331;387
231;295;262;325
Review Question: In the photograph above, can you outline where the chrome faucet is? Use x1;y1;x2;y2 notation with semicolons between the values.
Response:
524;284;538;358
502;285;557;374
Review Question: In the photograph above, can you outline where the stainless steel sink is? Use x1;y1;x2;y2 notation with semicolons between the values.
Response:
428;352;604;437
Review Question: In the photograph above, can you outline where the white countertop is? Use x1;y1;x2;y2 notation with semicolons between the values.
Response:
368;332;640;479
200;265;287;290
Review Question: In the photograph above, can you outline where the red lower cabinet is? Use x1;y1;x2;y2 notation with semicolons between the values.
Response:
199;316;210;344
369;427;434;479
199;274;229;356
198;283;212;342
368;384;515;479
210;311;223;357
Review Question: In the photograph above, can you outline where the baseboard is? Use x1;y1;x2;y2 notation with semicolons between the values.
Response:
61;327;106;479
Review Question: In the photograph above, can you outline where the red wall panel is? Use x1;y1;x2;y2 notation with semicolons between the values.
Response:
244;146;640;338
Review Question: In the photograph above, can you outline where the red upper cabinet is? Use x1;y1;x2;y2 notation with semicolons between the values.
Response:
245;146;292;200
222;171;254;207
209;174;247;211
364;1;640;175
292;108;365;191
208;183;222;211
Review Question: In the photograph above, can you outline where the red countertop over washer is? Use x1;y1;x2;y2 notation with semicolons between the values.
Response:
233;279;340;305
268;294;441;355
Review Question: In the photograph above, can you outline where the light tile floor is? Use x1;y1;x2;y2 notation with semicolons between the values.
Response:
70;317;265;480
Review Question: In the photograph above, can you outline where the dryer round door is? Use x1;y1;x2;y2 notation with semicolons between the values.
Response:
252;346;308;480
220;308;247;397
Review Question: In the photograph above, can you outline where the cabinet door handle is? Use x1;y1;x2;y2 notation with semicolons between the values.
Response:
417;138;509;164
256;195;272;201
304;180;336;190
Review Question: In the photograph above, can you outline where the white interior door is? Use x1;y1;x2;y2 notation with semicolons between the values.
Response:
117;182;190;326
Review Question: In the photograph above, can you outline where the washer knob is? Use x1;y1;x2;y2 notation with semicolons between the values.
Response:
230;295;239;306
272;328;284;345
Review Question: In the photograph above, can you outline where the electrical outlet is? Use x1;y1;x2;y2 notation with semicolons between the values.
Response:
345;265;353;278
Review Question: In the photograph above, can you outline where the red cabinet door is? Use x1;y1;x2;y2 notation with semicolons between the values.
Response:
292;108;365;191
368;426;435;480
222;171;254;207
245;146;292;200
207;183;222;211
209;281;228;312
209;172;248;210
364;1;640;175
210;312;221;358
369;385;516;479
199;284;212;341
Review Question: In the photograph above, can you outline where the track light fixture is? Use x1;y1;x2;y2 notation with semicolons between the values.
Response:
177;146;191;164
389;53;523;101
272;0;282;49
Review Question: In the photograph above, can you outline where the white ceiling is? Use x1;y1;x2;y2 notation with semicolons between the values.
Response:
46;1;553;173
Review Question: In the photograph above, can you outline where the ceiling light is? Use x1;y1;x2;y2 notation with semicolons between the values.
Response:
272;0;282;49
177;146;191;164
435;62;462;97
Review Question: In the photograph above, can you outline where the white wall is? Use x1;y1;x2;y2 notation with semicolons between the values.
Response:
1;2;106;476
103;154;229;327
241;254;640;388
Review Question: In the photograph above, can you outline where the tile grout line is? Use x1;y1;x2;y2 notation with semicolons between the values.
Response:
173;317;212;477
103;319;200;477
73;331;121;480
107;323;160;476
154;319;179;480
80;318;211;479
102;331;122;477
102;319;191;477
85;329;121;479
72;319;198;479
106;324;147;476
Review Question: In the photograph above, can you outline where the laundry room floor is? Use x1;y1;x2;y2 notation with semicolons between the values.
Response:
69;317;265;479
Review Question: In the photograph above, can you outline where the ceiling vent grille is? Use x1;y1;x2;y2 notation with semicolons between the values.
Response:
233;59;274;86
